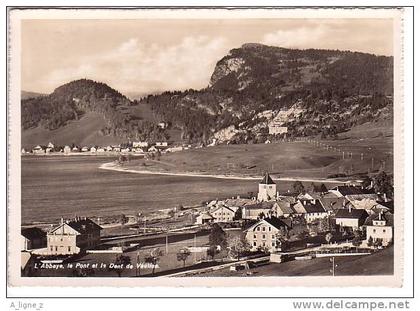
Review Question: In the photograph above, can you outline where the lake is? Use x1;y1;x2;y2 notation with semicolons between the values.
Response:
21;156;269;224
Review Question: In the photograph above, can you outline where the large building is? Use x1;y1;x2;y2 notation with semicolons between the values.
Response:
46;217;102;255
209;205;238;222
335;207;369;230
245;217;291;252
257;173;277;202
365;212;394;246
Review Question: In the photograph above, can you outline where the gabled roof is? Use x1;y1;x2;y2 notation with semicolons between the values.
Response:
244;201;274;210
245;217;289;232
335;208;368;219
21;227;46;240
364;212;394;226
210;205;236;214
274;201;295;215
301;200;326;214
54;218;102;234
260;172;275;185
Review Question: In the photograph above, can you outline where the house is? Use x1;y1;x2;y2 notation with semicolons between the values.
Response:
156;141;168;147
195;213;214;225
46;217;102;255
63;145;72;154
81;146;89;152
47;142;55;149
318;193;346;213
245;217;291;252
242;202;274;220
365;212;394;246
133;141;148;148
257;172;277;202
158;122;167;129
32;145;45;154
209;205;238;222
72;146;80;152
21;148;26;154
272;201;295;218
329;185;374;198
113;146;121;152
268;119;288;135
90;146;97;153
293;199;328;223
97;147;106;153
21;227;47;251
334;206;369;230
106;146;113;152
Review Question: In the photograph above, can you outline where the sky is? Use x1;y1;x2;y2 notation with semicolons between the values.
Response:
21;18;394;97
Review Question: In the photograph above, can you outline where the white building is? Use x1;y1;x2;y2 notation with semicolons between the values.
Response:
258;173;277;202
365;212;393;246
209;205;237;222
245;217;290;252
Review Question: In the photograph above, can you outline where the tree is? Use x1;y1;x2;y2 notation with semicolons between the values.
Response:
352;230;363;250
318;217;330;232
367;236;374;247
325;232;333;244
292;181;305;194
206;245;218;260
361;175;372;189
176;248;191;267
109;255;131;277
275;228;290;251
144;248;163;276
227;235;251;261
373;171;393;199
208;223;227;249
119;214;128;225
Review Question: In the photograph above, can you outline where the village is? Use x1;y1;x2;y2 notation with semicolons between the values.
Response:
21;168;394;277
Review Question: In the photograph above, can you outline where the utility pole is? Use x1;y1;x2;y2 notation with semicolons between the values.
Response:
371;157;374;170
194;233;197;263
144;218;147;234
330;256;337;276
165;231;169;255
361;153;364;161
342;151;345;160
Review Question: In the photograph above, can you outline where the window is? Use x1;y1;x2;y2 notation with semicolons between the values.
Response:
50;246;53;251
272;242;275;246
257;227;260;231
268;227;271;232
373;229;376;233
55;246;58;251
272;235;275;239
262;227;266;231
68;246;71;252
383;229;386;233
262;242;266;246
253;242;257;246
262;235;266;239
253;234;257;239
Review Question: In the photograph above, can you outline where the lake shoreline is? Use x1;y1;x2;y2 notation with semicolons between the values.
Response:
99;161;355;184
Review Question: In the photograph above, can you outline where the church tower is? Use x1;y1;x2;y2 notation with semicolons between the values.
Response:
257;172;277;202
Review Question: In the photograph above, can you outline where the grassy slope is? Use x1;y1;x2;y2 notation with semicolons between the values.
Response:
125;130;393;179
21;112;120;148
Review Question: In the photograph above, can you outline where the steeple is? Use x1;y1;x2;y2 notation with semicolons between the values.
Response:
260;172;275;185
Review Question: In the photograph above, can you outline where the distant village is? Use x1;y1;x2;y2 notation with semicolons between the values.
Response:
23;140;187;156
21;171;394;277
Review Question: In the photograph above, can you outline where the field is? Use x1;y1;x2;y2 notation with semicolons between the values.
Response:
125;134;393;180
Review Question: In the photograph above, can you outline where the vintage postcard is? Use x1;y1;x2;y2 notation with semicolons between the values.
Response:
7;7;407;288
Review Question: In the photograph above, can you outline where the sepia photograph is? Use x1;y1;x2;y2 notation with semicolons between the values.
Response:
6;7;409;290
